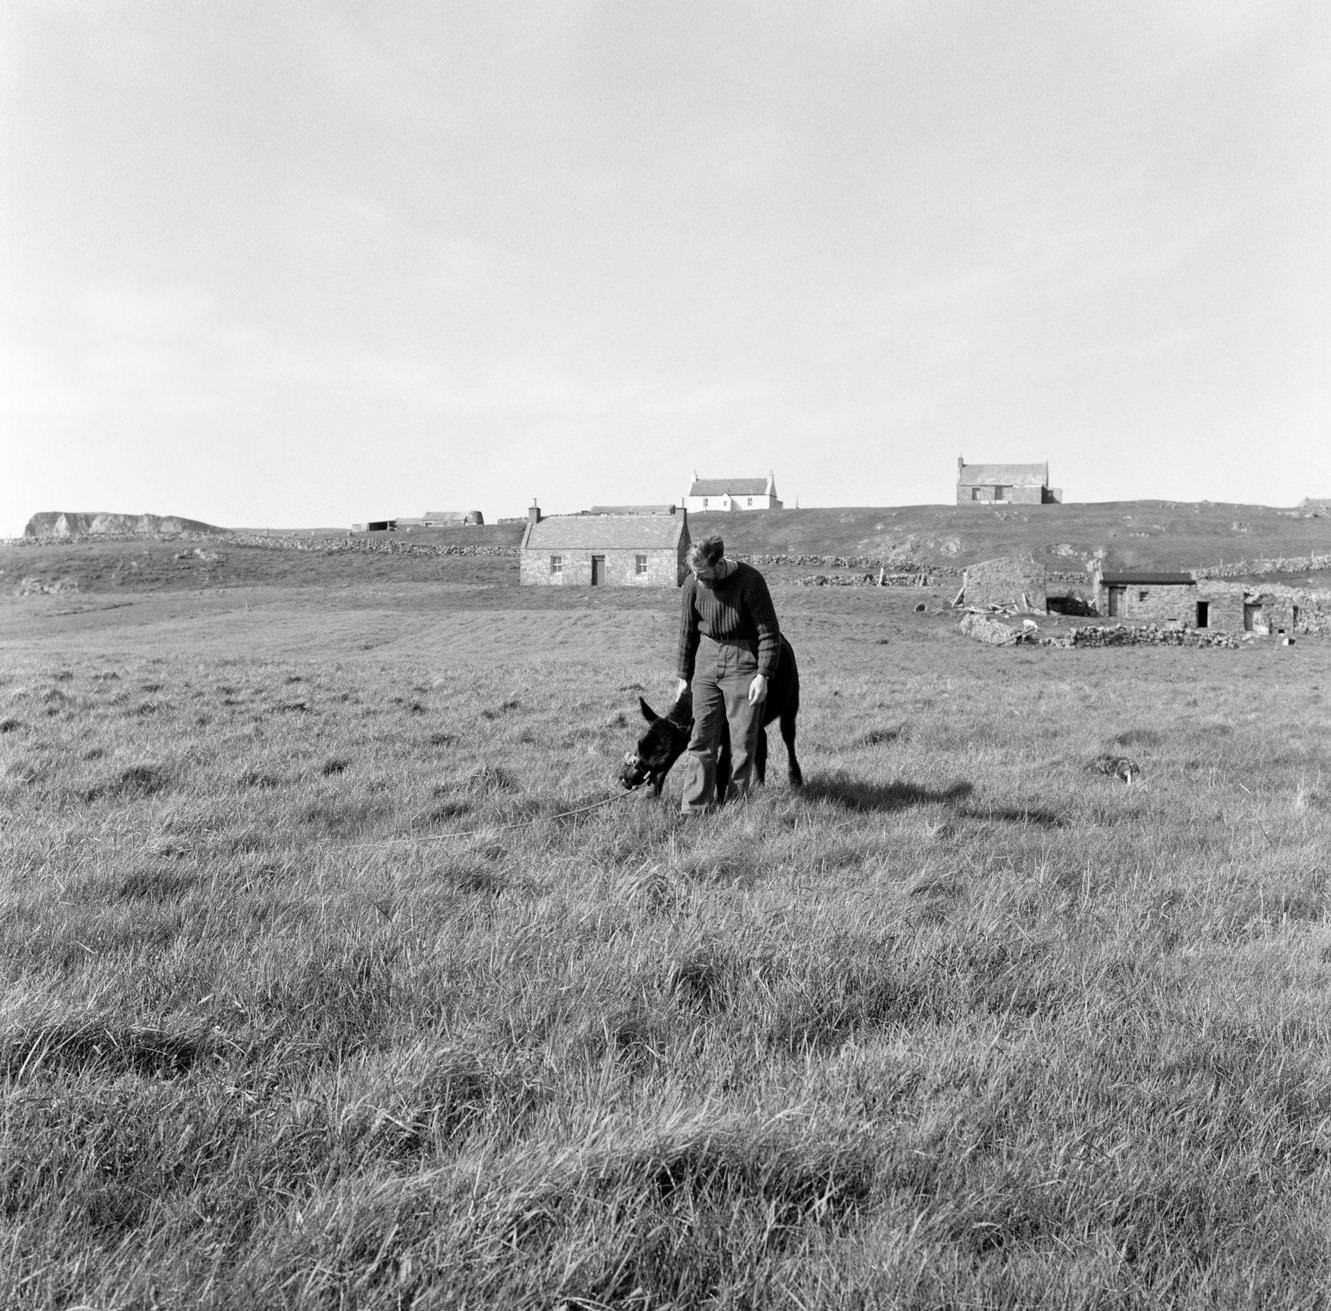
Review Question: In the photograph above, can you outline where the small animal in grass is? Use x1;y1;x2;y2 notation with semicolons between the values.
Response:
1090;755;1141;784
620;635;803;802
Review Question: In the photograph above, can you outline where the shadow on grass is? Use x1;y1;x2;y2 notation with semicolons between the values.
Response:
801;771;973;812
801;771;1066;826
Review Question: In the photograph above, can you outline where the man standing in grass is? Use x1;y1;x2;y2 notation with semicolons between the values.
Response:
674;534;781;814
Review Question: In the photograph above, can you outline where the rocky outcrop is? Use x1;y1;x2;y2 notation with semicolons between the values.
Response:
23;512;227;539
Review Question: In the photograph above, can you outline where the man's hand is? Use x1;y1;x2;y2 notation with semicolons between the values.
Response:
674;678;690;703
747;673;768;706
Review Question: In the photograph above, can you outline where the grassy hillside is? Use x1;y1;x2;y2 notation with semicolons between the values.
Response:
5;501;1329;600
689;501;1331;573
1;577;1328;1309
0;536;520;595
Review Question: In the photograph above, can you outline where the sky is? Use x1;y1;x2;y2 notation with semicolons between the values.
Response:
3;0;1329;537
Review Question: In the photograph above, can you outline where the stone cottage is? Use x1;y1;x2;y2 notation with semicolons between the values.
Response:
956;457;1061;505
520;506;691;587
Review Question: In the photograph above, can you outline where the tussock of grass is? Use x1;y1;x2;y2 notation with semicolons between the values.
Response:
82;762;173;802
1;1020;213;1079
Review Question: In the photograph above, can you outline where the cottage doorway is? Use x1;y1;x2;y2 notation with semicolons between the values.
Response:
591;555;605;586
1195;601;1209;629
1107;586;1125;617
1243;603;1262;632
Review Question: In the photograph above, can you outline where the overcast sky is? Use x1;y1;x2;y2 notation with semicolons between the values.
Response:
3;0;1328;536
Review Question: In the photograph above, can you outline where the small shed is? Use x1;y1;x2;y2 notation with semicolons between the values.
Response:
1095;572;1199;624
520;508;691;587
423;510;485;526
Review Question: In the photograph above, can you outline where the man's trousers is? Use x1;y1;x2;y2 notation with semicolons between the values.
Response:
679;635;764;813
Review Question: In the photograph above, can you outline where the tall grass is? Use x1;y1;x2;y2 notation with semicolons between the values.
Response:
2;591;1329;1309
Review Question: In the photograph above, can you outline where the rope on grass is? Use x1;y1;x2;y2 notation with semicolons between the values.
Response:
72;787;640;863
345;788;637;847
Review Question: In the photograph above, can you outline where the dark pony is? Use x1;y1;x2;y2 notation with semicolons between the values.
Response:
620;635;803;802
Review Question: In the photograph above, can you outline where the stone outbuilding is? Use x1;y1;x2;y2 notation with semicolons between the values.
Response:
683;472;782;512
1088;565;1331;634
421;510;485;525
1092;571;1255;631
956;457;1061;505
1208;582;1331;636
520;506;691;587
1094;572;1201;625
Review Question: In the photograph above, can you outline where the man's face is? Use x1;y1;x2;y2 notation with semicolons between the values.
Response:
692;560;722;588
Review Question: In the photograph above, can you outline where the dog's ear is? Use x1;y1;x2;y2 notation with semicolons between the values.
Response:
639;696;658;723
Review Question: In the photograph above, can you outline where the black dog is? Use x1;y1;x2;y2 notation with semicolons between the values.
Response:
620;636;803;802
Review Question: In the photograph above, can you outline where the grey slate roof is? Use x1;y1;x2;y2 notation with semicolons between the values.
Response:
586;505;677;516
958;463;1049;486
688;477;771;497
1099;573;1195;585
522;514;688;551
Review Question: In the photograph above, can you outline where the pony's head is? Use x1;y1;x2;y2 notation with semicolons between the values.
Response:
620;696;692;793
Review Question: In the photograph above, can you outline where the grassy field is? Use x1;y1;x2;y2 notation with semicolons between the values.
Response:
2;557;1329;1309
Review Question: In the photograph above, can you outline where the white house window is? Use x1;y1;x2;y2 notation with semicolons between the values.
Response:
634;554;648;576
746;497;753;506
550;555;563;576
702;497;709;508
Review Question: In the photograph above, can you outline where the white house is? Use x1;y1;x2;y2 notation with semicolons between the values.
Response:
683;472;782;513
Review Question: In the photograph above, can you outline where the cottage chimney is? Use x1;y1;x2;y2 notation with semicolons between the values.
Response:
528;499;541;526
958;455;965;475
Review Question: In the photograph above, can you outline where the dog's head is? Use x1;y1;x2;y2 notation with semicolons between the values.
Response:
620;695;691;792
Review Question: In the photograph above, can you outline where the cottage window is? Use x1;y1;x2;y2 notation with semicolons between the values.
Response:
550;555;563;576
993;485;1010;502
634;554;648;576
1138;590;1149;602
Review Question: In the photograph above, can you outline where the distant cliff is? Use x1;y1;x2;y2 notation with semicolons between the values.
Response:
24;511;228;539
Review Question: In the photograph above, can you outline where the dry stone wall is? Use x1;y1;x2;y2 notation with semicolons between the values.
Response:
1194;552;1331;578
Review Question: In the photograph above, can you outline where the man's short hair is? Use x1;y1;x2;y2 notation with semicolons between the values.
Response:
688;536;725;568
